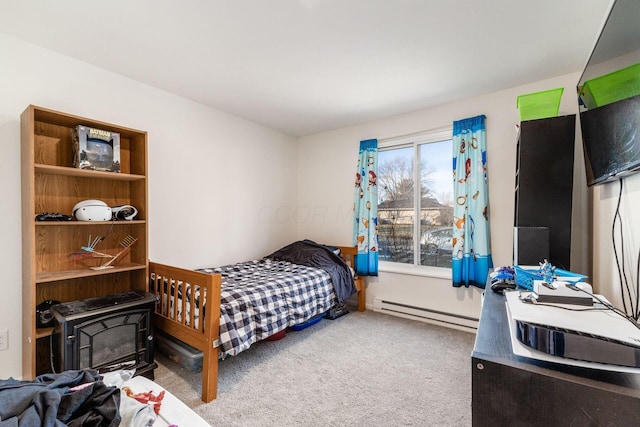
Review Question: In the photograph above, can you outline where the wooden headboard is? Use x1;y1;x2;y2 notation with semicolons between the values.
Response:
335;245;365;312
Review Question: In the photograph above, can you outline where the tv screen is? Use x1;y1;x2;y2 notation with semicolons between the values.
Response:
577;0;640;186
580;95;640;186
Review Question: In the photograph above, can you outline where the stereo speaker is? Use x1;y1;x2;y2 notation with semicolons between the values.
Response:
514;226;549;266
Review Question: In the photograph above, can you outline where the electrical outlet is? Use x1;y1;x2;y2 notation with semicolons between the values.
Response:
0;329;8;351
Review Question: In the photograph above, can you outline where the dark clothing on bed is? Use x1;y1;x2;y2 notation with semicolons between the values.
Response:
0;369;120;427
267;239;357;303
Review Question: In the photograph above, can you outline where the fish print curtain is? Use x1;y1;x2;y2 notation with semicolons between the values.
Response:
353;139;379;276
452;115;493;288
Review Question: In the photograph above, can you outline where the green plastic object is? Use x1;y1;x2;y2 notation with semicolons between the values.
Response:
579;62;640;109
517;88;564;121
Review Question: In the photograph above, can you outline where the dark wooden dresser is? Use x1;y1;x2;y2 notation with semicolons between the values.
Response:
472;287;640;426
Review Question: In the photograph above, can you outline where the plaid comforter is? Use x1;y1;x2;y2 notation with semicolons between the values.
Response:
198;258;338;358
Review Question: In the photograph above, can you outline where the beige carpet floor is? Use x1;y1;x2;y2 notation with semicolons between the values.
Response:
152;309;476;426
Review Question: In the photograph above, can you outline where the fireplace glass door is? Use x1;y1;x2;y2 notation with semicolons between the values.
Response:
51;291;157;375
74;309;151;371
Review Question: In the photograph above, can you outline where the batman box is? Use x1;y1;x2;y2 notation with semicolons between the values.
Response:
72;125;121;172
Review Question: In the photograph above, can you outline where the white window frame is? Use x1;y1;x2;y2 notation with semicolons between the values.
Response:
378;126;453;279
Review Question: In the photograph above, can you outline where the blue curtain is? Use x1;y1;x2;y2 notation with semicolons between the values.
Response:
353;139;378;276
452;115;493;288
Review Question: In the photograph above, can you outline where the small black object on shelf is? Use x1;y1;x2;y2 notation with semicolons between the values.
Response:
35;212;73;221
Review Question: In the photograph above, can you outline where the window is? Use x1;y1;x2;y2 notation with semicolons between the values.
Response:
377;128;453;268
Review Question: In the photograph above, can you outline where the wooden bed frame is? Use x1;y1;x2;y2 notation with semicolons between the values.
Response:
148;245;365;402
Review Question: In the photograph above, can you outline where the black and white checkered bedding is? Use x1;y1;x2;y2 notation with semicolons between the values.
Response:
198;258;337;358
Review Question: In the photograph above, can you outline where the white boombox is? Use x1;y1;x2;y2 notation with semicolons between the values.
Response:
72;200;138;221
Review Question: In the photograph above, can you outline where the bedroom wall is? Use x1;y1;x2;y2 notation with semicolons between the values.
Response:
0;33;298;379
296;72;590;322
591;165;640;310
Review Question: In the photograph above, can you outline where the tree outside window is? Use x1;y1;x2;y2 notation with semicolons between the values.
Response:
377;135;453;268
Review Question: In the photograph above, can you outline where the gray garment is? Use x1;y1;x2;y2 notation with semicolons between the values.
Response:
0;369;120;427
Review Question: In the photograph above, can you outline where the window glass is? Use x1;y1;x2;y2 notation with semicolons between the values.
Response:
378;133;453;268
378;146;414;264
419;139;453;268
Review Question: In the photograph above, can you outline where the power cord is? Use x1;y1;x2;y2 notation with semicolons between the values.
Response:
49;334;57;374
612;180;630;315
611;179;640;321
566;283;640;330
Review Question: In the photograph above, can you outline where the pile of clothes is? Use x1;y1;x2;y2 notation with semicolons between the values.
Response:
0;369;120;426
0;369;170;427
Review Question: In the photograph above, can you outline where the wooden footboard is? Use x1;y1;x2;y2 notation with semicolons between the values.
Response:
148;262;221;403
148;245;362;403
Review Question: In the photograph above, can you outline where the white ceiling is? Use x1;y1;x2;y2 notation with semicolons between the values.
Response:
0;0;612;137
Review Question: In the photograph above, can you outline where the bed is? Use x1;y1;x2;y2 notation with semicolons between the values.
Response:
148;240;366;402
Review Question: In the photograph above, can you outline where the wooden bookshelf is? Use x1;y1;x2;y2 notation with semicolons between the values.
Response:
21;105;149;377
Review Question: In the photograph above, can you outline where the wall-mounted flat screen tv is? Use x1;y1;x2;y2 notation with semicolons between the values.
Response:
580;96;640;186
577;0;640;186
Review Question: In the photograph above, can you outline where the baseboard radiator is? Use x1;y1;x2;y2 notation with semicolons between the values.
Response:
373;298;478;332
